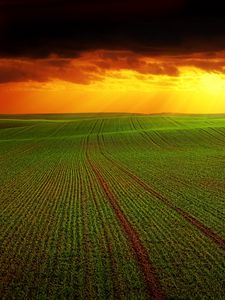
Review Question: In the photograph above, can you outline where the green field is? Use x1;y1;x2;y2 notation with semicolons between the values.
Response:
0;113;225;299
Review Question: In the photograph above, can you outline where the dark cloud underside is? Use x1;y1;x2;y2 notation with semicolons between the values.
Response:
1;0;225;58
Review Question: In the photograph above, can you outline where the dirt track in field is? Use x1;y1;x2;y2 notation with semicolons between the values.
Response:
101;152;225;252
86;153;165;300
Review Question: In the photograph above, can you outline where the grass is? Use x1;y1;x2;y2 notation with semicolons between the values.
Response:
0;113;225;299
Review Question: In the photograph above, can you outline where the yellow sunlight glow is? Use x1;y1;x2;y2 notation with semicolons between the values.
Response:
1;66;225;114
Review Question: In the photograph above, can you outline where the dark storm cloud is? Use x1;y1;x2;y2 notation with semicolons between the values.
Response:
0;0;225;58
2;50;225;85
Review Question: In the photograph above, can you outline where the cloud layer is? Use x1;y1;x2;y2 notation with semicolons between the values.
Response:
1;0;225;58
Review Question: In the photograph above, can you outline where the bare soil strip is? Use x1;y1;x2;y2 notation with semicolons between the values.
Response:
102;153;225;252
86;154;165;300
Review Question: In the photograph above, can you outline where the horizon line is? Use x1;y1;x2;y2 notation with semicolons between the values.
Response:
1;112;225;117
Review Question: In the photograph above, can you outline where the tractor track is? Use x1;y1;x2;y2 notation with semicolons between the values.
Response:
86;138;165;300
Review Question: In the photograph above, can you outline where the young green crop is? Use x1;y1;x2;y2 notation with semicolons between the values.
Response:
0;114;225;299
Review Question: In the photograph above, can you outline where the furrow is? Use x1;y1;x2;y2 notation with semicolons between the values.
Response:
86;143;165;300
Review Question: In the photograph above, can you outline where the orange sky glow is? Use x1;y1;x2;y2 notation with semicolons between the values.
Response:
1;50;225;114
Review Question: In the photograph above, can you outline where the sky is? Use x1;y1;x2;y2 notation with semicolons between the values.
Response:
1;0;225;114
